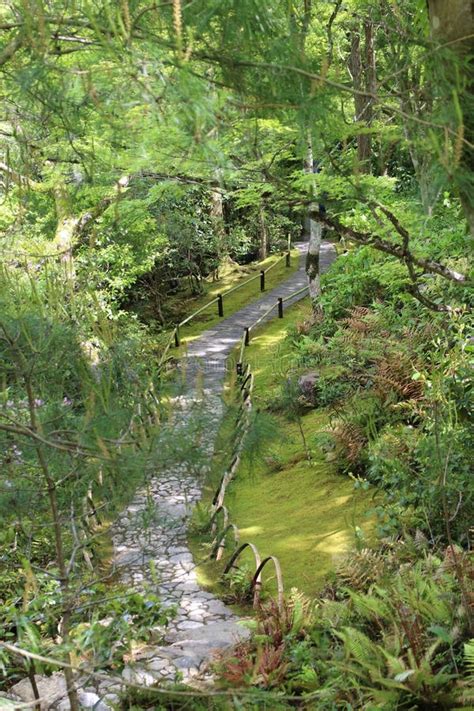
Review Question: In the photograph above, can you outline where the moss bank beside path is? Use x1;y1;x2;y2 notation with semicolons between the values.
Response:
219;302;376;596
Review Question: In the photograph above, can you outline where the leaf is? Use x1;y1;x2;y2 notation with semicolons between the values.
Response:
394;669;415;682
428;625;452;644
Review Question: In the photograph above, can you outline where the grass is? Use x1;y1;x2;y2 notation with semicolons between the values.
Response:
176;249;299;344
191;300;376;598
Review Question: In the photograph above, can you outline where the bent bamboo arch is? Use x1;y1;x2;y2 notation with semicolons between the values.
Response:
252;556;284;610
224;541;261;577
209;504;229;535
211;523;240;561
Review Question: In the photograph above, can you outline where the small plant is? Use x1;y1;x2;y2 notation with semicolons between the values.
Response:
188;502;213;536
222;564;254;605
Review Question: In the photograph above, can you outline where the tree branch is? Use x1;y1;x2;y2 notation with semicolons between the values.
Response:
0;32;23;67
309;207;469;285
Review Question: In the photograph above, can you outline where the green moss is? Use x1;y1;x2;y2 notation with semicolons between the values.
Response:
227;425;375;596
192;299;376;597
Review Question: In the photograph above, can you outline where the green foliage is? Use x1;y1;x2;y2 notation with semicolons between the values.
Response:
286;236;473;543
0;262;168;688
216;544;473;708
0;0;473;704
222;565;254;606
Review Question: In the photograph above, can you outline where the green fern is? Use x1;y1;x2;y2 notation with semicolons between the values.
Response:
465;640;474;678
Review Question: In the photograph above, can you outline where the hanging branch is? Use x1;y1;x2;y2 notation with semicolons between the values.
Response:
308;206;469;285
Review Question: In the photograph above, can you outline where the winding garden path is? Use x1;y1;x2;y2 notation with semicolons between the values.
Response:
9;243;336;710
105;243;337;696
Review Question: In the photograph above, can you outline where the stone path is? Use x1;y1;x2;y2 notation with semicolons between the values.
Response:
184;241;336;384
8;241;336;710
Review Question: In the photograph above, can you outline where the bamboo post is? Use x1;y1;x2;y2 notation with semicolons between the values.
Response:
244;327;250;346
174;326;180;347
217;293;224;317
260;270;265;291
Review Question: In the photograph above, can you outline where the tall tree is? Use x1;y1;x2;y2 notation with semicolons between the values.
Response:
426;0;474;234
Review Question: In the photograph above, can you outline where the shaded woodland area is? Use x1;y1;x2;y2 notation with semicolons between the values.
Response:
0;1;473;709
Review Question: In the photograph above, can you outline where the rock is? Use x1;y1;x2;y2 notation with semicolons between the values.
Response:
121;667;155;687
298;372;319;405
177;620;203;630
171;619;251;655
10;673;67;710
78;691;110;711
205;599;230;616
55;691;111;711
173;656;198;670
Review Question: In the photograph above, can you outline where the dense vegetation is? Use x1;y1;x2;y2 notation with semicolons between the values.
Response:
0;1;472;709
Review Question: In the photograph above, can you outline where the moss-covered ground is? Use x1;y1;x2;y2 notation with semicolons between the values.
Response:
191;300;376;598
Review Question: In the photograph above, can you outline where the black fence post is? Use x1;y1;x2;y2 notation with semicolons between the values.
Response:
286;251;290;268
236;362;242;376
244;327;250;346
278;297;283;318
217;293;224;317
260;270;265;291
174;326;180;347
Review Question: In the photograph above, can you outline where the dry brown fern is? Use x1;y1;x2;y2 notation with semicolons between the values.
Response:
330;421;366;464
374;354;424;402
296;310;323;335
341;306;382;336
335;548;385;590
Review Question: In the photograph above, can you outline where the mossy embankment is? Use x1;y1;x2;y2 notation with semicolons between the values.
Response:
191;301;376;598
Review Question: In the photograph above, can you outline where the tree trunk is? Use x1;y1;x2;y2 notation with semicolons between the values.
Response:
23;380;79;711
348;20;376;173
364;19;376;170
349;28;370;172
258;204;268;260
53;187;78;281
427;0;474;234
304;136;322;307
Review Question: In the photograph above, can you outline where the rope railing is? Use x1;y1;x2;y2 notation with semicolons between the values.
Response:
204;277;316;609
235;282;310;373
206;334;290;610
157;242;294;359
179;296;220;327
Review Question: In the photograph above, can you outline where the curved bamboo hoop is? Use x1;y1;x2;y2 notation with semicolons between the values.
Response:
211;523;240;561
251;556;284;611
223;542;264;608
239;362;250;380
209;504;229;536
229;455;241;476
224;541;261;577
213;470;233;508
240;372;252;391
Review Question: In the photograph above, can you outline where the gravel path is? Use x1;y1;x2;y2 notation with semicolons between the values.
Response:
8;242;336;710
